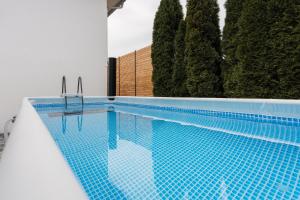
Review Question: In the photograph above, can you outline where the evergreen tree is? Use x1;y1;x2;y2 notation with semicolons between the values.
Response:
235;0;275;98
152;0;183;97
185;0;222;97
267;1;300;99
236;0;299;98
222;0;245;97
172;20;189;97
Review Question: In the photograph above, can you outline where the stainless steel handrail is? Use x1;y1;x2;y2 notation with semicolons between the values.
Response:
62;76;67;95
62;76;68;109
61;76;84;111
77;76;83;95
77;76;84;107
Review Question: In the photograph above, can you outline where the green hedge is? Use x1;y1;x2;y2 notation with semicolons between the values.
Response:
151;0;299;99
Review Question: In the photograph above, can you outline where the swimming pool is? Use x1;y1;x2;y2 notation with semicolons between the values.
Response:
31;97;300;200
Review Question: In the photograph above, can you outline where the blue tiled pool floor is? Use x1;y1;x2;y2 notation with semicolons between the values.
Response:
36;104;300;200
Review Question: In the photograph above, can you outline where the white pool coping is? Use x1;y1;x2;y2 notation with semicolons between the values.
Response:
0;98;88;200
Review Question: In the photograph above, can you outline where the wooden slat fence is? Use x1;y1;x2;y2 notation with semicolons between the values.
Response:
116;46;153;96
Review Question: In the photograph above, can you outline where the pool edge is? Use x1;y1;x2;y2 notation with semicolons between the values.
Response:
0;98;88;200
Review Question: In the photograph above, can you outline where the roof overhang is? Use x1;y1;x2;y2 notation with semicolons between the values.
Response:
107;0;126;16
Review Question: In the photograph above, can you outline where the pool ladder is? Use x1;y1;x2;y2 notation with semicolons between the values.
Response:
61;76;84;113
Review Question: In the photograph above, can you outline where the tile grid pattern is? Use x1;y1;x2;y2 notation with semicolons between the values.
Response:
34;102;300;126
113;102;300;126
113;104;300;145
35;105;300;200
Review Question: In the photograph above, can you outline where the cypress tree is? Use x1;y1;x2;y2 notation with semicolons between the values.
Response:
172;20;189;97
267;1;300;99
185;0;222;97
152;0;183;97
222;0;245;97
236;0;299;98
235;0;275;98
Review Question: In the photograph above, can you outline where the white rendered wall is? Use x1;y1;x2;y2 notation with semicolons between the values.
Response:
0;0;108;132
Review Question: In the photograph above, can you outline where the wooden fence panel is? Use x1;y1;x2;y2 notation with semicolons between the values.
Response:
116;45;153;97
136;46;153;96
119;52;136;96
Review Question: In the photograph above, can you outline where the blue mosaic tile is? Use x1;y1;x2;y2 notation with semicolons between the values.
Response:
35;103;300;200
113;102;300;127
34;101;300;127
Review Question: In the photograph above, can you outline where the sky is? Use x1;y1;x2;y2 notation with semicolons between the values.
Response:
108;0;226;57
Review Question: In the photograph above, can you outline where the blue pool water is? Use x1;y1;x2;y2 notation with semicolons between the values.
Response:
35;103;300;200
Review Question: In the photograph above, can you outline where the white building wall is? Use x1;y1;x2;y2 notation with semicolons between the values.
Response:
0;0;108;132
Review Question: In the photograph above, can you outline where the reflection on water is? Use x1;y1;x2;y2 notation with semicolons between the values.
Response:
61;114;83;134
37;106;300;200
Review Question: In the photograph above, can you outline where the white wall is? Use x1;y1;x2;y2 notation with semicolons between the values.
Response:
0;0;108;132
